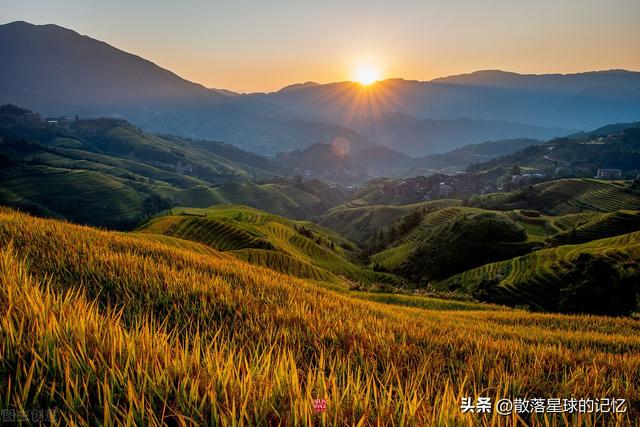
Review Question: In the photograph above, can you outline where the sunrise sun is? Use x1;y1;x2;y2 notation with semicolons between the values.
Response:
352;64;381;85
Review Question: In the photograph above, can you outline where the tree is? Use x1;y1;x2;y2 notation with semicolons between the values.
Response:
470;275;501;302
558;254;637;315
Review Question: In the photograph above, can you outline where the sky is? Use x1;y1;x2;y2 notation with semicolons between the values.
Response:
3;0;640;93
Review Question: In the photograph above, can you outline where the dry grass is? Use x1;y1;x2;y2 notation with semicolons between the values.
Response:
0;208;638;425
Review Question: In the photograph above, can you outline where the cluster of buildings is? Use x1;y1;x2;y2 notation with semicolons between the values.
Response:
595;168;622;179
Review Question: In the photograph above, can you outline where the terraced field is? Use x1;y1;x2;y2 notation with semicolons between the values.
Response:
321;199;461;242
1;207;639;425
131;233;232;257
505;210;556;238
371;207;536;272
473;179;640;216
138;215;271;251
438;231;640;311
551;212;604;231
198;181;329;218
0;112;347;227
138;205;401;286
166;205;353;247
232;249;335;282
535;179;640;213
0;166;147;228
371;206;469;270
550;210;640;245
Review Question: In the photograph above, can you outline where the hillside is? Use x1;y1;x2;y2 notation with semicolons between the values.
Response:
0;106;344;227
470;178;640;214
437;231;640;314
276;143;370;184
409;138;543;174
320;199;461;242
353;144;413;176
137;205;399;285
1;207;639;424
343;113;564;156
370;208;537;281
547;210;640;245
277;143;413;181
369;204;640;277
467;124;640;179
371;206;536;275
173;180;344;220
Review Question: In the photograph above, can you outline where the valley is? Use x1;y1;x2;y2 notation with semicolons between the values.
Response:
1;103;639;316
1;12;639;425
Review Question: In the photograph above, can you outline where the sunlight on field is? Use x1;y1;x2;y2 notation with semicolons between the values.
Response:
0;208;638;425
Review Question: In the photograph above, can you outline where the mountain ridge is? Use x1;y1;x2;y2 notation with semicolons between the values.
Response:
3;20;640;156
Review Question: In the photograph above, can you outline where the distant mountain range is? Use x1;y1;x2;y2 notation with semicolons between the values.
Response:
253;74;640;128
467;122;640;178
2;21;640;156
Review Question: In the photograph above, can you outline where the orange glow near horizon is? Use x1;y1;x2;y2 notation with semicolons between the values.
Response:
4;2;638;93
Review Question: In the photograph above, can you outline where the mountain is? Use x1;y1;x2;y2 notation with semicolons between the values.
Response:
3;21;640;157
431;69;640;91
413;70;640;129
566;121;640;139
276;143;370;184
276;142;412;182
253;71;640;131
0;105;348;228
345;113;560;156
466;122;640;178
409;138;543;173
0;21;373;155
354;145;413;176
251;81;570;155
0;21;226;110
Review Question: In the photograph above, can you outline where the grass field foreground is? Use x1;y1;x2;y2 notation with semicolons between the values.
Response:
0;208;638;425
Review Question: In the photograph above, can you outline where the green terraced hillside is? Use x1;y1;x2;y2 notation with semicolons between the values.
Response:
549;210;640;245
0;166;149;227
320;199;461;242
372;208;538;282
173;180;337;219
370;206;472;270
437;231;640;312
373;206;640;272
537;179;640;214
0;107;342;227
504;209;640;243
473;178;640;214
138;205;401;286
